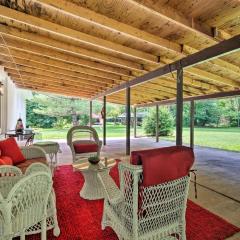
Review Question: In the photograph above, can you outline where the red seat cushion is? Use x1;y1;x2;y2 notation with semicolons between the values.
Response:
139;146;194;186
0;156;13;165
73;140;98;154
0;138;25;165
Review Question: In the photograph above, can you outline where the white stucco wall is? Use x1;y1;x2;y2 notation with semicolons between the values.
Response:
0;67;32;133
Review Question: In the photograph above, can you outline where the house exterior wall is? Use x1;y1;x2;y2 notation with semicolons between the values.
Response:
0;67;31;134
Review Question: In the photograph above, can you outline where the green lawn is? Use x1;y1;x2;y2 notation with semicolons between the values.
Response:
34;125;240;152
34;124;145;140
162;127;240;152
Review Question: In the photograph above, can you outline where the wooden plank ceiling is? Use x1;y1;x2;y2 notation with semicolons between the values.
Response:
0;0;239;105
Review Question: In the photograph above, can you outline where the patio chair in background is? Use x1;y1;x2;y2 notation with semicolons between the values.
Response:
98;146;194;240
67;126;102;162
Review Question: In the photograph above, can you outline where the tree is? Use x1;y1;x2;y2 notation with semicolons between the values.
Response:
26;99;56;128
26;93;126;128
143;107;174;136
195;100;221;127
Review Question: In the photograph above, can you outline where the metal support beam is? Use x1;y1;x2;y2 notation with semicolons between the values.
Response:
156;104;159;142
89;100;92;127
126;87;131;155
190;100;195;149
176;66;183;146
103;96;106;146
136;90;240;108
134;107;137;138
91;35;240;100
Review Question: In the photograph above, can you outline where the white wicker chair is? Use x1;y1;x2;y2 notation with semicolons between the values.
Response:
67;126;102;162
0;171;52;240
98;162;190;240
25;163;60;237
0;163;60;239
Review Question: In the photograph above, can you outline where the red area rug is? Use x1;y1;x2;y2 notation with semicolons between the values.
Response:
27;164;239;240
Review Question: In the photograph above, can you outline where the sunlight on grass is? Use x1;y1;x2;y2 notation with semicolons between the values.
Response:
34;125;240;152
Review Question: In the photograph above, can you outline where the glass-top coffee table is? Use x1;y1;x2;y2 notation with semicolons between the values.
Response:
73;158;116;200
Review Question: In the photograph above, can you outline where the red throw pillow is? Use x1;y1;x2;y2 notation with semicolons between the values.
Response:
0;156;13;165
0;138;25;165
141;146;194;187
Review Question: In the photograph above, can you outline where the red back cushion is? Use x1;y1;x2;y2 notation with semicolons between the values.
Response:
0;138;25;165
0;156;13;165
139;146;194;186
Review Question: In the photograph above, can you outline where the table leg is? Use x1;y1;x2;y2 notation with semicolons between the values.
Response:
49;153;55;175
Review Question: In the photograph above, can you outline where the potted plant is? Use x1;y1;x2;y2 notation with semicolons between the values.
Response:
88;155;100;165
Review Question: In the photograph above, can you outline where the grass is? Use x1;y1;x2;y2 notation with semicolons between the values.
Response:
34;124;145;140
33;125;240;152
161;127;240;152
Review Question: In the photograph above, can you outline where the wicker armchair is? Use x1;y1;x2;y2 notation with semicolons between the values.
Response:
67;126;102;162
98;146;194;240
0;171;52;240
0;163;60;239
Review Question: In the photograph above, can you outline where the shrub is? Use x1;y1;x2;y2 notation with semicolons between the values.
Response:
143;107;174;136
53;118;69;129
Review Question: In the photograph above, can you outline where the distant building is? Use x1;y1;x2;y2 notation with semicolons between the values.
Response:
117;112;147;126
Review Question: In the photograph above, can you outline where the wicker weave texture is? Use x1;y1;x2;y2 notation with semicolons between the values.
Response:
0;163;60;239
98;162;190;240
67;126;102;162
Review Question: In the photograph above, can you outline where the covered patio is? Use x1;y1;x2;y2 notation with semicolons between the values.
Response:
0;0;240;239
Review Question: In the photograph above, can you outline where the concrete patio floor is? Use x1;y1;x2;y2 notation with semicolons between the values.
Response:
55;137;240;239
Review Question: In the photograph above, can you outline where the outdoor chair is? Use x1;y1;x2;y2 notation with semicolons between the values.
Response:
0;170;52;240
67;126;102;162
98;146;194;240
0;163;60;239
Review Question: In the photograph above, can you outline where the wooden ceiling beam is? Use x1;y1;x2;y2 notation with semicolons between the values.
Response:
0;50;127;82
13;79;94;95
132;0;223;39
10;76;104;92
0;53;124;83
6;69;114;89
162;75;221;92
2;62;118;86
14;81;91;96
204;4;240;27
0;5;158;64
38;0;181;54
16;83;92;98
13;79;97;95
8;73;108;89
2;22;236;90
186;67;239;88
108;91;163;102
146;80;209;95
136;90;240;107
160;57;240;88
0;45;131;78
184;45;240;76
92;35;240;100
0;25;143;71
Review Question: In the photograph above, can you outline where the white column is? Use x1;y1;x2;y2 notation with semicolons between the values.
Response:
0;67;32;133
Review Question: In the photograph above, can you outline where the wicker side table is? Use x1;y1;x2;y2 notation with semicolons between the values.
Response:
73;158;116;200
33;141;61;171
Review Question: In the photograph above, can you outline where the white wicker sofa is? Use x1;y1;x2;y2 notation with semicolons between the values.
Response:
98;146;194;240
